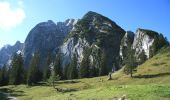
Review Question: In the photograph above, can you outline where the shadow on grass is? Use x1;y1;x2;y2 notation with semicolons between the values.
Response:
0;87;25;97
56;80;80;84
55;87;77;93
134;72;170;78
163;94;170;98
34;82;48;86
30;80;81;87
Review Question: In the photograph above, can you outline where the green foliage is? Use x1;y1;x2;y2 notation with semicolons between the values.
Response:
63;64;69;79
157;46;170;54
0;64;9;86
48;69;60;88
80;49;91;78
53;54;63;79
27;52;42;85
43;52;52;81
149;33;169;58
67;54;78;79
89;65;98;77
9;53;24;85
99;50;108;76
138;50;147;65
96;33;107;47
124;49;137;77
1;45;170;100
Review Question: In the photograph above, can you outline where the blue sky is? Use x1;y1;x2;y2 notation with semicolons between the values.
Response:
0;0;170;48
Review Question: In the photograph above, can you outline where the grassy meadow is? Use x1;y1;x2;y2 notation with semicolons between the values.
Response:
1;47;170;100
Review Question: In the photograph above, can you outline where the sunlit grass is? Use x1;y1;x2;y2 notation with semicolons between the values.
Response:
1;47;170;100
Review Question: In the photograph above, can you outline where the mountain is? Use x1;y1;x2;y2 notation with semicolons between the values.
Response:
23;19;77;68
0;41;23;67
120;28;169;65
60;11;125;71
0;11;169;73
132;28;169;59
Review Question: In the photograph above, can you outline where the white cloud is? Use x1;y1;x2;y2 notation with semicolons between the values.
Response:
0;2;25;30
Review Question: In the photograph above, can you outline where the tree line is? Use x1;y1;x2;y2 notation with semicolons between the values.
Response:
0;49;109;86
1;33;168;86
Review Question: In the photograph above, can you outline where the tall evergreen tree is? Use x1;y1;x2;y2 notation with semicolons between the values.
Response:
138;50;147;65
99;50;108;76
89;65;97;77
158;34;169;47
48;63;60;88
94;49;102;76
43;52;52;81
0;64;9;86
125;49;137;78
67;54;78;79
150;34;169;58
9;53;24;85
53;54;63;79
80;51;90;78
63;63;69;79
27;52;42;85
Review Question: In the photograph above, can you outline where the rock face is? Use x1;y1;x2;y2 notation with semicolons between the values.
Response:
0;41;23;67
0;11;169;73
120;28;169;65
60;11;125;70
132;29;156;58
23;19;77;68
120;31;135;59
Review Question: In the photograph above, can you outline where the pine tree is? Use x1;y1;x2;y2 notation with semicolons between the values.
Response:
43;52;52;81
95;49;101;76
9;53;24;85
80;48;92;78
0;64;9;86
138;50;147;65
150;34;169;58
158;34;169;47
125;49;137;78
89;65;97;77
48;63;60;88
63;63;69;79
27;52;42;85
99;50;108;76
67;54;78;79
53;54;63;79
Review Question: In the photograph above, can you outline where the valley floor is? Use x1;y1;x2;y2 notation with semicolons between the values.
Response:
0;75;170;100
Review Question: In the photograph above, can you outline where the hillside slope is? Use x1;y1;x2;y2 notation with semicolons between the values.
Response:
112;46;170;85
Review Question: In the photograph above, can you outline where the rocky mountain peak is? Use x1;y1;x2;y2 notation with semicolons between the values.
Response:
23;19;76;68
0;41;23;67
136;28;159;38
0;11;168;74
36;20;57;29
60;11;125;70
133;28;159;58
65;19;77;26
